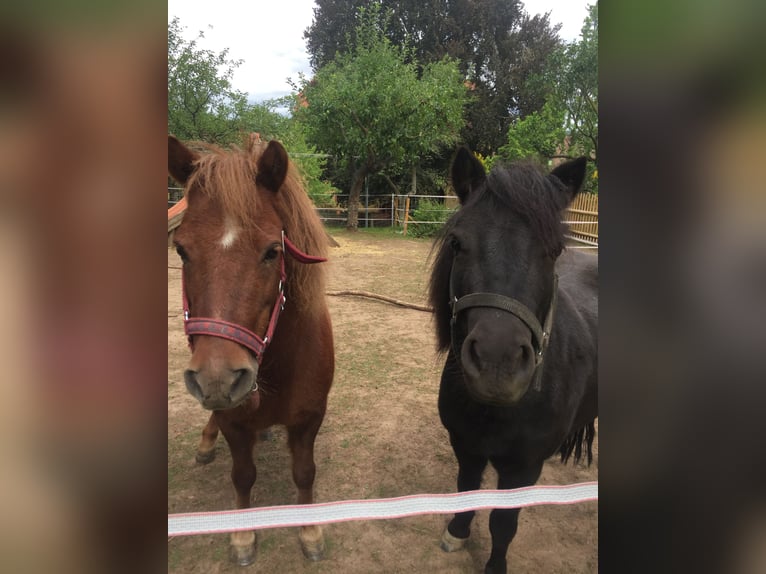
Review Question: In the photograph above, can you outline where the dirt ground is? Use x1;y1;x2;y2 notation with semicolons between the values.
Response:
168;229;598;573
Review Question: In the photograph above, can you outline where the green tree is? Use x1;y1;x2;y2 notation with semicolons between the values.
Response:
168;16;294;145
531;3;598;164
561;2;598;166
497;2;598;191
295;7;468;230
499;100;566;162
277;113;340;209
303;0;562;155
168;17;249;144
167;19;338;204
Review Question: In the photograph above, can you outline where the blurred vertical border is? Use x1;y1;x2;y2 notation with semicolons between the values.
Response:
0;2;167;573
601;0;766;572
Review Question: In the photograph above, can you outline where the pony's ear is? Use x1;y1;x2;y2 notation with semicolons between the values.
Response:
450;146;486;204
256;140;289;193
549;157;588;204
168;135;199;185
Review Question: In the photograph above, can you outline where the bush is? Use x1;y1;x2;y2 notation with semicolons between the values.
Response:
409;198;455;238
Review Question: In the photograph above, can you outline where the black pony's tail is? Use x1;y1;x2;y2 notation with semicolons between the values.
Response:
559;420;596;466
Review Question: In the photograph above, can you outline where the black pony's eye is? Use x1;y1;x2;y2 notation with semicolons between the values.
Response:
175;244;189;263
450;236;461;253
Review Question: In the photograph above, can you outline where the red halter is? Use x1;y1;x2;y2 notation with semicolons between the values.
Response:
181;231;326;364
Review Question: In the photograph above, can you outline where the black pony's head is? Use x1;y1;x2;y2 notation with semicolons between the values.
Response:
429;147;587;405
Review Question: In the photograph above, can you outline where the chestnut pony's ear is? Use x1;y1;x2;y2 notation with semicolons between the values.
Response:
168;135;199;185
256;140;289;193
549;157;588;206
450;146;486;205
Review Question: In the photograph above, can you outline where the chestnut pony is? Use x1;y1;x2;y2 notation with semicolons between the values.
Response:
168;136;334;565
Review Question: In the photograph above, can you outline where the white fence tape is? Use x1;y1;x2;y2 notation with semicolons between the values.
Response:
168;481;597;537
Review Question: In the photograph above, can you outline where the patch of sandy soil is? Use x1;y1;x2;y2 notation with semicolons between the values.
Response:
168;230;597;573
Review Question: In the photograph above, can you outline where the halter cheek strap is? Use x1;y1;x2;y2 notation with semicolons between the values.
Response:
182;231;326;364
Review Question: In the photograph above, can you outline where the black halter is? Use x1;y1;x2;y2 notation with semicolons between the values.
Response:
449;266;557;392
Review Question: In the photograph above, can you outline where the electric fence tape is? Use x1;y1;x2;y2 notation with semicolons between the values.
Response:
169;481;597;536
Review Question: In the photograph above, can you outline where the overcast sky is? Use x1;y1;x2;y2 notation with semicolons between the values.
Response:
168;0;592;103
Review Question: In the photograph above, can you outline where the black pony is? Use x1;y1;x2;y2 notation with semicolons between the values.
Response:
429;148;598;574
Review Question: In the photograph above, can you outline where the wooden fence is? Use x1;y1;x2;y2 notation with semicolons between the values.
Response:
168;188;598;247
564;193;598;247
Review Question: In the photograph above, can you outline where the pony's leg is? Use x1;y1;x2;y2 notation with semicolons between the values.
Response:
441;439;488;552
287;418;325;561
195;413;219;464
482;459;544;574
220;423;258;566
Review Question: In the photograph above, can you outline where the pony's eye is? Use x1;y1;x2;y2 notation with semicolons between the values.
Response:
263;247;279;262
175;244;189;263
450;236;461;253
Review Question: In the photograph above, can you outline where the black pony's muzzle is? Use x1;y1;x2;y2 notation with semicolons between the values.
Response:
457;312;538;405
449;271;558;404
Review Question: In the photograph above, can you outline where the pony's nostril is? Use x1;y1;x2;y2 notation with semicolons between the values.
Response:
469;339;481;368
184;369;203;401
460;335;482;380
229;368;255;401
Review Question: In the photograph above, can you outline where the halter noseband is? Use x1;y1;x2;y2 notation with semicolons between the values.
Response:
449;266;557;392
182;230;326;364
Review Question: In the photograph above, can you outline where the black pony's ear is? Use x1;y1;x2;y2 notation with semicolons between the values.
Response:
549;157;588;205
256;140;289;193
450;146;486;204
168;135;199;185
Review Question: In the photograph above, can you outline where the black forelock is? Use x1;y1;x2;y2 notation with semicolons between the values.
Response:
483;160;567;259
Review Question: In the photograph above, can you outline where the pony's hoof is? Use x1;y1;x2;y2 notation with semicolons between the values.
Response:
301;543;324;562
299;525;325;561
195;449;216;464
230;531;256;566
440;527;468;552
229;543;256;566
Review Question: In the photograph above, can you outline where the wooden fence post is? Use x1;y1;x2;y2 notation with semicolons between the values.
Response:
403;196;411;236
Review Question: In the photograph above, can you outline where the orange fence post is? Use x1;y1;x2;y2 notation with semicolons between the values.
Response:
403;196;411;236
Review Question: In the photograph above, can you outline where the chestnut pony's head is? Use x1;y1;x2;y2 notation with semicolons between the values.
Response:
168;136;327;410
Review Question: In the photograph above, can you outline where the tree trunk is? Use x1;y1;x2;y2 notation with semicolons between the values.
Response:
346;164;367;231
